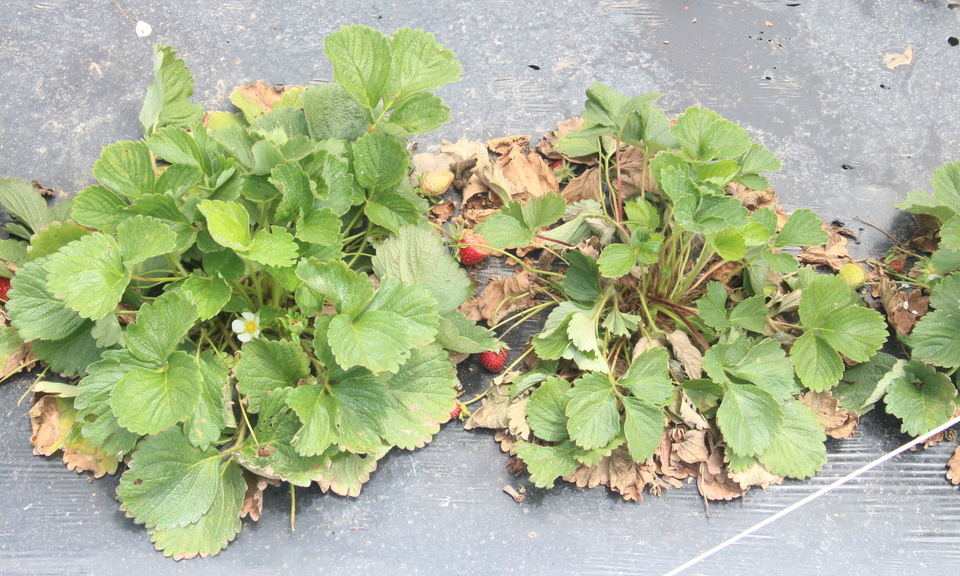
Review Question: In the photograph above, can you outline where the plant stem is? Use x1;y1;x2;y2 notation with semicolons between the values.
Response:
290;484;297;532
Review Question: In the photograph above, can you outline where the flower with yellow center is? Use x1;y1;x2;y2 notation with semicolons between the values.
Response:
231;311;261;343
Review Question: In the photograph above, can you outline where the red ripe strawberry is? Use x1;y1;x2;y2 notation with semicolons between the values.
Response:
479;348;508;372
458;231;490;265
0;277;11;302
888;258;905;273
450;403;462;419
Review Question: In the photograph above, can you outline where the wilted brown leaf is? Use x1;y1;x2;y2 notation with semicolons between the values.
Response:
617;146;658;197
487;135;530;156
666;330;703;379
565;457;610;489
561;167;601;204
507;395;532;441
673;429;709;465
464;378;515;430
799;390;860;439
878;275;929;336
430;201;456;224
799;224;853;271
232;81;290;115
947;445;960;485
62;441;119;478
30;395;69;456
1;341;34;380
698;447;746;501
240;472;278;521
497;144;559;201
729;462;784;490
459;269;538;326
31;179;55;197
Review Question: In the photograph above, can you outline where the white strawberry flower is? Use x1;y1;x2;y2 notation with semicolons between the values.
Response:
232;311;261;343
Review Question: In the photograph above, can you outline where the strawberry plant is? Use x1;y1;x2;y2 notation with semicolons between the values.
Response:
464;82;889;497
3;27;503;559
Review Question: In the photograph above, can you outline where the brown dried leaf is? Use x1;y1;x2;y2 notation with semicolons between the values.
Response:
947;446;960;485
607;447;642;499
497;144;559;201
673;429;709;464
463;377;515;430
30;395;69;456
561;166;602;204
698;448;746;501
240;472;275;521
565;457;610;489
1;341;34;380
878;275;929;336
507;395;532;441
460;269;538;326
62;444;119;479
666;330;703;379
729;462;784;490
728;182;780;214
31;179;55;197
883;45;914;70
799;224;852;271
798;390;860;439
617;146;659;196
451;156;479;190
487;135;530;156
233;81;289;115
430;201;456;224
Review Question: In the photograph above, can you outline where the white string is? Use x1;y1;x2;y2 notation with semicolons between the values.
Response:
662;413;960;576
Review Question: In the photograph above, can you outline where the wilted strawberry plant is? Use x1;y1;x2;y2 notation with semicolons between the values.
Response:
464;82;890;497
2;26;502;559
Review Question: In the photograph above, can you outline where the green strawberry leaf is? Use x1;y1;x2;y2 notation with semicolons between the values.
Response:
387;28;461;105
286;384;339;457
241;226;298;268
366;278;439;347
561;250;602;304
380;345;457;450
43;232;130;320
117;215;178;266
597;243;636;278
884;360;958;435
184;350;231;450
145;125;207;169
387;93;450;134
352;131;408;192
833;352;900;415
7;258;88;340
620;347;673;406
296;258;374;318
32;322;101;377
197;200;252;250
364;189;421;233
565;372;620;450
124;291;199;366
514;441;582;488
117;427;229;531
791;332;844;392
181;274;231;321
139;44;204;134
435;312;500;354
330;377;390;453
315;447;390;497
0;177;54;232
296;207;341;245
235;338;311;413
270;161;315;222
324;25;392;111
526;377;571;442
758;401;827;479
910;311;960;369
774;208;828;247
932;160;960;213
715;383;783;457
110;351;202;435
328;311;411;373
621;396;665;463
28;220;91;260
704;337;797;401
301;84;368;143
92;141;156;199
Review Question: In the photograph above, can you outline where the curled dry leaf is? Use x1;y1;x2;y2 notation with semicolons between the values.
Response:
506;395;532;441
665;330;704;379
430;201;456;224
459;269;538;326
487;135;530;155
1;341;34;381
240;472;278;521
799;223;853;271
498;144;559;201
30;395;68;457
616;146;659;197
697;447;747;501
799;390;860;440
878;275;929;336
561;167;602;204
565;456;611;489
673;429;709;465
463;377;514;430
233;81;290;115
729;462;784;490
947;445;960;485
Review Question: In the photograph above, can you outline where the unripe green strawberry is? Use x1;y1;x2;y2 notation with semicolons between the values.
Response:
839;263;866;289
421;171;454;196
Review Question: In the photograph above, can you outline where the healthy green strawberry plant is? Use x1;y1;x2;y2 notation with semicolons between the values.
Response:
465;82;890;495
833;161;960;437
2;27;502;559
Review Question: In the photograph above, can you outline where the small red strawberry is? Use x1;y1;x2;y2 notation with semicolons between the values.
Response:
450;403;462;419
458;231;490;265
0;277;11;302
888;258;905;273
479;348;508;372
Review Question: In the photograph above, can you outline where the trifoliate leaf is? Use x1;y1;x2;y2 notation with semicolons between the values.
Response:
833;352;900;414
286;384;339;457
0;177;53;232
388;28;461;104
597;243;636;278
435;312;500;354
111;351;202;435
388;93;451;134
367;278;439;347
242;226;298;268
7;258;87;340
672;106;751;162
43;232;129;320
621;396;665;463
139;44;204;135
697;282;767;333
325;25;392;111
601;308;642;338
328;311;411;373
514;441;581;488
758;401;826;479
526;377;571;442
775;208;829;248
704;338;797;401
380;345;457;450
620;347;673;406
197;200;252;250
235;338;311;413
124;291;198;366
182;274;231;321
92;141;156;199
235;391;331;486
884;360;958;435
28;220;90;260
475;201;531;248
184;350;230;450
562;250;602;303
371;224;474;315
301;84;368;143
330;377;390;453
117;427;225;531
565;372;620;450
296;258;374;318
716;383;783;457
148;458;245;560
32;322;100;378
352;131;407;192
364;189;421;233
791;331;844;392
117;214;178;266
296;207;341;245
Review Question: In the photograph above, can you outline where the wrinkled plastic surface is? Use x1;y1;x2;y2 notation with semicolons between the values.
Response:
2;1;960;574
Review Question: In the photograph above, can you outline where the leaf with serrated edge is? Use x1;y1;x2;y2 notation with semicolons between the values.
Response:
885;360;958;435
366;277;439;347
716;383;783;457
330;377;390;453
620;347;673;406
328;311;411;373
197;200;252;251
149;459;245;560
7;259;87;341
286;384;339;456
235;338;310;413
139;44;204;134
388;28;461;104
184;350;230;450
775;208;829;248
325;25;392;111
526;377;571;442
117;213;177;265
0;178;53;232
32;322;100;378
621;396;665;463
565;372;620;450
182;274;231;321
380;345;457;450
911;310;960;368
704;338;796;401
514;441;581;488
296;258;374;318
435;312;500;354
758;401;826;479
241;226;298;268
117;427;222;531
124;291;199;366
111;351;202;435
316;447;390;497
43;233;129;320
28;220;90;260
92;141;156;199
352;131;407;192
791;331;844;392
